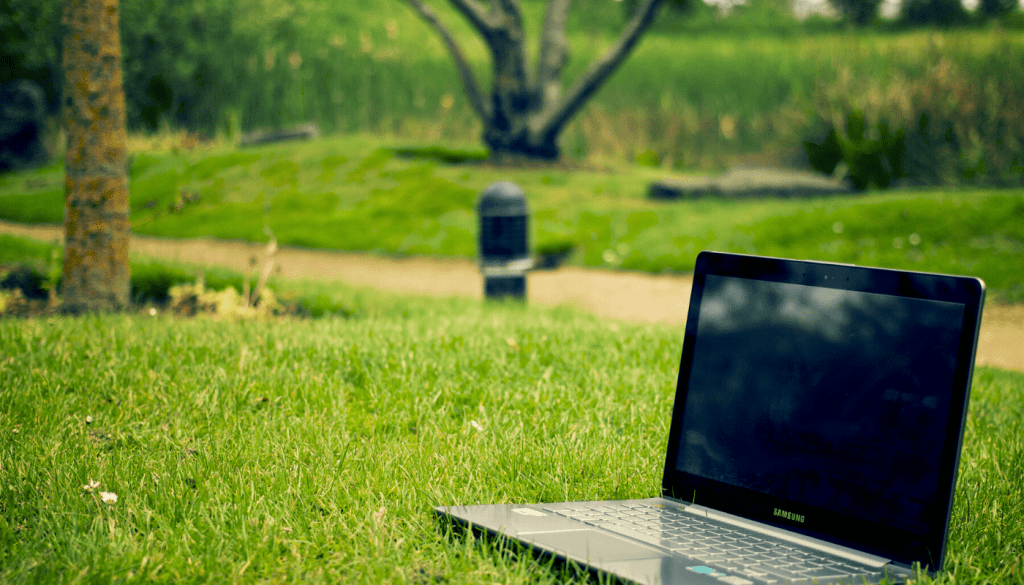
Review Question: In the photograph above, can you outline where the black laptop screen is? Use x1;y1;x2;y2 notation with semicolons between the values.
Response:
674;274;965;536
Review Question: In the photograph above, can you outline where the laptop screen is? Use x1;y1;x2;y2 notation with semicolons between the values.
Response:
676;275;963;534
663;253;984;570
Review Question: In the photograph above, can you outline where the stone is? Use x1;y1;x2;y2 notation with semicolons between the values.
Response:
649;165;853;200
238;122;321;147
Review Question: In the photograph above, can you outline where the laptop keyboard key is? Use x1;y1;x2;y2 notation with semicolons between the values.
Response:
581;503;884;584
606;526;681;549
801;567;858;580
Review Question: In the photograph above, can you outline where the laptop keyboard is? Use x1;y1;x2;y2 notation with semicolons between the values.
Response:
542;502;883;584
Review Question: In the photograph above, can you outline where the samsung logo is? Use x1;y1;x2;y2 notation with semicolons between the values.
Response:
774;508;805;523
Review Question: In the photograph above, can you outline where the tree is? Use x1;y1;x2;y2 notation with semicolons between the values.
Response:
829;0;883;25
401;0;665;162
978;0;1017;18
61;0;131;312
900;0;970;25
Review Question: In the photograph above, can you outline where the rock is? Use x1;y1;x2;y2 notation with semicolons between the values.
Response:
0;80;48;172
238;122;321;147
649;165;853;200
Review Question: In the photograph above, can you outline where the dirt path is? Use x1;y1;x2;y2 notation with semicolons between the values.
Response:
4;219;1022;372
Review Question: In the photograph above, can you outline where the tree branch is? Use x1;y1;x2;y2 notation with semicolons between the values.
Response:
487;0;529;91
536;0;664;139
446;0;496;36
536;0;572;105
400;0;489;121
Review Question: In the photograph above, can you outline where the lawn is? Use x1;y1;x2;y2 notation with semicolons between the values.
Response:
2;134;1023;302
0;282;1022;583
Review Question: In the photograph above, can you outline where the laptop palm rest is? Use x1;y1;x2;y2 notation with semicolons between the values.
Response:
518;529;667;563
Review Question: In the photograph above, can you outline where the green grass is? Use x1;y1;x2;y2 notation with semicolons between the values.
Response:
11;0;1024;169
0;233;358;319
257;11;1024;169
0;290;1021;583
0;234;56;266
168;2;1024;168
2;135;1022;301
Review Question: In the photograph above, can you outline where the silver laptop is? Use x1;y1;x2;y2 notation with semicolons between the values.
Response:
435;251;985;585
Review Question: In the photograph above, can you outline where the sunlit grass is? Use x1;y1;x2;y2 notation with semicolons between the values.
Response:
0;300;678;583
2;134;1021;301
0;290;1021;583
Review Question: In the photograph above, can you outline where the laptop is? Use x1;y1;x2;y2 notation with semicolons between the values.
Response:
435;251;985;585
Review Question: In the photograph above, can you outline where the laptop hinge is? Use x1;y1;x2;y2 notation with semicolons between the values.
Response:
681;503;891;569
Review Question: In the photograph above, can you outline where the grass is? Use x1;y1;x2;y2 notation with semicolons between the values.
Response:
2;134;1022;301
0;233;356;320
156;1;1024;169
0;283;1022;583
13;0;1024;170
0;234;56;266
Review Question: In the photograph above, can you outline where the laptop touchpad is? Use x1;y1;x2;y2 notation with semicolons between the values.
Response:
519;529;667;562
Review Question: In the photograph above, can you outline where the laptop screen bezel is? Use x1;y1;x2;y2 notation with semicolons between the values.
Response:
661;251;984;571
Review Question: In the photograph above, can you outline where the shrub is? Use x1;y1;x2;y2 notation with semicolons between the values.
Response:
830;0;884;25
804;112;906;190
978;0;1019;19
130;261;196;303
0;0;61;110
900;0;972;25
635;149;662;168
806;36;1024;188
0;263;49;300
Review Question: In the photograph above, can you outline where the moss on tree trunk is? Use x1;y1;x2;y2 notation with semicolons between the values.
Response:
61;0;131;312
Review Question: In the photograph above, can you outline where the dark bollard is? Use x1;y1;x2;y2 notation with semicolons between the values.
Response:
477;181;531;300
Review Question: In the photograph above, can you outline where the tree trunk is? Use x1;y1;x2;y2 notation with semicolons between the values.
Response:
61;0;131;312
402;0;664;163
480;1;555;160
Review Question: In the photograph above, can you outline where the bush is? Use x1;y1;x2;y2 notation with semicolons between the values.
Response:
635;149;662;168
130;261;196;303
978;0;1019;19
0;234;361;318
805;112;905;190
830;0;884;25
0;0;287;132
806;35;1024;188
0;0;61;110
900;0;971;26
0;263;49;300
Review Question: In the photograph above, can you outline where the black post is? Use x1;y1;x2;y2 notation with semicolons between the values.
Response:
477;182;531;300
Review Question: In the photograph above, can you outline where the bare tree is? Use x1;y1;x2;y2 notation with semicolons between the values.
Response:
401;0;665;162
61;0;131;312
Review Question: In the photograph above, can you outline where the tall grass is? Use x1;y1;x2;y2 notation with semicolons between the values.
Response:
227;6;1024;171
7;0;1023;170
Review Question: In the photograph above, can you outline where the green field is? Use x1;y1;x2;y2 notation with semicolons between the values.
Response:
148;2;1024;171
3;2;1023;582
3;134;1022;302
1;285;1022;583
7;0;1024;171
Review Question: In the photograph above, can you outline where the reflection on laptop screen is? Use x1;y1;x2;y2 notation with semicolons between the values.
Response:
675;275;966;536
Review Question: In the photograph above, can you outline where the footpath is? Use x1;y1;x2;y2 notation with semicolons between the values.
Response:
3;219;1022;372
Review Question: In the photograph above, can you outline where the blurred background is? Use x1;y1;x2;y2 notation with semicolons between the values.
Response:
3;0;1022;176
2;0;1023;312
